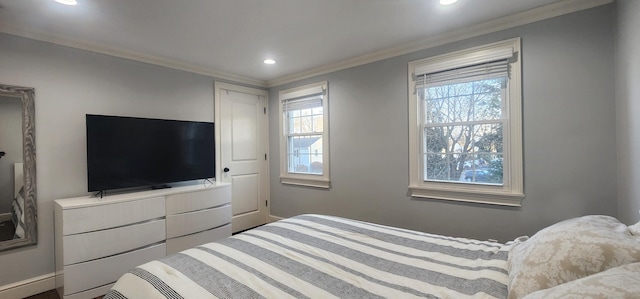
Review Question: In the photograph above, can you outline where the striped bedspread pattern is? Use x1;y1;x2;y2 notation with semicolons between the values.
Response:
11;187;25;239
105;214;511;299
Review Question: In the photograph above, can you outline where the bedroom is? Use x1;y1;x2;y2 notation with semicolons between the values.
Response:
0;0;639;298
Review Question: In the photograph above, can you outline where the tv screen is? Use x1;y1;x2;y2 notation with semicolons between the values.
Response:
86;114;215;192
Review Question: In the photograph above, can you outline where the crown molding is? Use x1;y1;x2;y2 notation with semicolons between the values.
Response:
0;0;612;89
265;0;613;87
0;25;268;88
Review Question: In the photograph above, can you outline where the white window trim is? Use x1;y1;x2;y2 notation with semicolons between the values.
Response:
408;38;524;206
279;81;331;188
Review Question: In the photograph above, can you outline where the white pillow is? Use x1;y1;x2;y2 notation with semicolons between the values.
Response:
629;220;640;236
507;215;640;299
522;262;640;299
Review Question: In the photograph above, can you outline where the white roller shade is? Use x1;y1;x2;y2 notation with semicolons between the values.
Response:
413;46;513;76
282;94;323;111
281;85;325;111
415;59;510;88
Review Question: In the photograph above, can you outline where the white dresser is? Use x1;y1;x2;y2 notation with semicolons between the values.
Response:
54;182;231;299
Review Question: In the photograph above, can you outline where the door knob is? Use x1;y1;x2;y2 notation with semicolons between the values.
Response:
223;167;230;173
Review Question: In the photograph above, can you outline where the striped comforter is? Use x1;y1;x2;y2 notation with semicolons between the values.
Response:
105;214;512;299
11;187;25;239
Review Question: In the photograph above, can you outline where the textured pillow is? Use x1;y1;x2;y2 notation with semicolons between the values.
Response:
629;220;640;236
507;215;640;299
522;262;640;299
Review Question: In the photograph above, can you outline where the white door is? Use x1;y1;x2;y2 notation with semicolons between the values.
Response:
215;82;269;233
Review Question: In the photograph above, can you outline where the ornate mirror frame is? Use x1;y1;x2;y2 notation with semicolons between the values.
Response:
0;84;37;251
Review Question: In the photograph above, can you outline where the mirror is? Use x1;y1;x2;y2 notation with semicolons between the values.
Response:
0;84;36;251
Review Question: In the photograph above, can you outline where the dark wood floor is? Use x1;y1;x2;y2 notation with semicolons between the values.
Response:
24;290;103;299
24;290;59;299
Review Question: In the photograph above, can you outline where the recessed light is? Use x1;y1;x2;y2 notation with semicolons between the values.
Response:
55;0;78;5
440;0;458;5
263;59;276;65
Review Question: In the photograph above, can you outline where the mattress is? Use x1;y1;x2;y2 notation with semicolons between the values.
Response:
105;214;512;299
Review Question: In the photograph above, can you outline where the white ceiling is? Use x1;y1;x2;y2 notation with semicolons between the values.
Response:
0;0;610;86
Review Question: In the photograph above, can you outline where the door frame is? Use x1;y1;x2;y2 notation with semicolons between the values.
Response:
214;81;270;228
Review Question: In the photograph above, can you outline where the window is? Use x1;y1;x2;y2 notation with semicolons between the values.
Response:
279;81;330;188
408;38;523;206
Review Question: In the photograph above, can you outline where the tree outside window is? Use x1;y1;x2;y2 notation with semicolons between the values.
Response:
422;78;505;185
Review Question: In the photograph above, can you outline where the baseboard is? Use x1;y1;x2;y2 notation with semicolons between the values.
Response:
269;215;285;222
0;273;56;299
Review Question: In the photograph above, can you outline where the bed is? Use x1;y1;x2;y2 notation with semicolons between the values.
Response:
104;214;640;299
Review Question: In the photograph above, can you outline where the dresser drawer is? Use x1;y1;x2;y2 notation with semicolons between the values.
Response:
63;219;166;265
166;224;231;255
166;186;231;214
62;196;165;235
166;204;231;238
63;243;166;296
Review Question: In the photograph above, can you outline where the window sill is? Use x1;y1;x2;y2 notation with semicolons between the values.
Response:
409;184;523;207
281;176;330;189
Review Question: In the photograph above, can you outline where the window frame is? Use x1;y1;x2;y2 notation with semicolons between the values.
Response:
408;38;523;206
279;81;330;188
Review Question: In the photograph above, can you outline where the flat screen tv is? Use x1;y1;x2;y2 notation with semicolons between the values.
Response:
86;114;215;192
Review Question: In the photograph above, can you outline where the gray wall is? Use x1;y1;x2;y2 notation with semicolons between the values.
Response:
0;96;22;214
0;33;223;286
0;1;624;291
616;0;640;224
269;5;617;242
